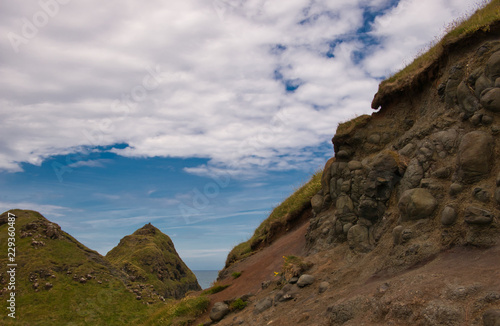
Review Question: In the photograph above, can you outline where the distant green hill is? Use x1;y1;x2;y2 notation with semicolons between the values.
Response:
0;210;199;326
106;223;201;299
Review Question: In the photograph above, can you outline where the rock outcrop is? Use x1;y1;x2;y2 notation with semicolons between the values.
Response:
307;40;500;257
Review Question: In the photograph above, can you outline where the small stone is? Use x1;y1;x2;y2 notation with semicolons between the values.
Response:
367;133;381;144
399;143;415;156
465;206;494;225
473;187;491;203
432;167;451;179
336;150;350;160
261;281;271;289
480;88;500;112
398;188;437;222
449;183;464;196
79;277;87;284
482;114;494;125
319;281;330;294
379;283;390;294
136;295;141;300
311;194;323;215
441;206;457;226
342;223;353;234
210;302;230;321
457;131;494;184
297;274;315;288
289;277;299;284
44;283;53;290
483;309;500;326
492;125;500;134
470;113;482;126
347;160;363;171
392;226;404;245
254;298;273;315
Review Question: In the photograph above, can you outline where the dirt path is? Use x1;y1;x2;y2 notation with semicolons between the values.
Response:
194;220;309;324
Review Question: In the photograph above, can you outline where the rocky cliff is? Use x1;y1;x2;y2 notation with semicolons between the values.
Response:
197;12;500;326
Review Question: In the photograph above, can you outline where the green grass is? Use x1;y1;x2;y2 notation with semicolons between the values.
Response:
201;284;230;295
105;223;200;299
231;271;242;279
0;210;157;326
335;115;372;138
230;298;247;311
225;171;322;267
142;295;210;326
381;0;500;88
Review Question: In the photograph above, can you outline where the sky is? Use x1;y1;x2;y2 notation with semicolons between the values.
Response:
0;0;481;270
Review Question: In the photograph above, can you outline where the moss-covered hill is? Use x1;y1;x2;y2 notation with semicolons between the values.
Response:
0;210;201;326
0;209;158;325
106;223;201;299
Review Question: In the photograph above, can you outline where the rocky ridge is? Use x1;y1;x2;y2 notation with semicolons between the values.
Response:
197;23;500;326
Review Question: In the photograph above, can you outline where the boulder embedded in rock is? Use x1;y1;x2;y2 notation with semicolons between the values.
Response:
486;51;500;80
254;297;273;315
465;206;494;225
483;309;500;326
457;131;494;184
480;88;500;112
297;274;315;288
457;81;479;115
210;302;230;322
398;188;437;222
311;194;323;215
441;206;457;226
347;224;371;252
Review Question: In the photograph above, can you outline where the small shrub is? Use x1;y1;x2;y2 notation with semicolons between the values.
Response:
230;298;247;311
231;271;242;279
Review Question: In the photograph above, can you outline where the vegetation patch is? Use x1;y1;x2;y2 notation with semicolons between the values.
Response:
335;115;372;138
230;298;247;311
202;284;230;295
224;171;322;267
143;295;210;326
231;271;242;279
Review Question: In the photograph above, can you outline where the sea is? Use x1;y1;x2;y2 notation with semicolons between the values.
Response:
193;270;219;289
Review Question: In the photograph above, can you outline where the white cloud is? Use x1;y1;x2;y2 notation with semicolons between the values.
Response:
0;0;478;175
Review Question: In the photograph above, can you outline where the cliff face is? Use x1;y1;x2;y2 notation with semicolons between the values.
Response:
308;38;500;259
202;26;500;326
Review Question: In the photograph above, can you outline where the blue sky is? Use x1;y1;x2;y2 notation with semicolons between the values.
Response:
0;0;478;270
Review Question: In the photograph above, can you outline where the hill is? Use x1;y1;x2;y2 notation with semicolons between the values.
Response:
0;210;200;325
106;223;201;299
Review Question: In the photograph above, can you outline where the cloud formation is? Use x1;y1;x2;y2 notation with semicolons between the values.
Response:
0;0;477;174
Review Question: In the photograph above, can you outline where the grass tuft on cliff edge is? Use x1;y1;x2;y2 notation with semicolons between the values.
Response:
373;0;500;109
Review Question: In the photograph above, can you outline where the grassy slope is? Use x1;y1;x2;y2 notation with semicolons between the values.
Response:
106;223;200;298
0;210;156;326
225;171;322;267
